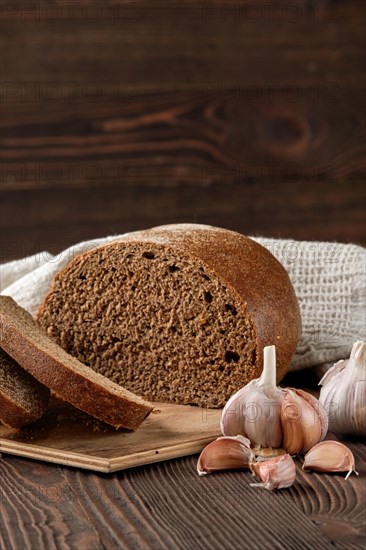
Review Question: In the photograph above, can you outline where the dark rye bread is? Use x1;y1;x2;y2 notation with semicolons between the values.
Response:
0;296;153;429
37;224;301;408
0;347;50;428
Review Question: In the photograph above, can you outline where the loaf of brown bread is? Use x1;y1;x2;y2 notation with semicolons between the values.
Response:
0;347;50;428
0;296;153;429
37;224;301;408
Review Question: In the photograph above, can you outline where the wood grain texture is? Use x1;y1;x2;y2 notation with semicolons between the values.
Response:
1;438;365;550
292;435;366;549
1;0;365;260
1;179;365;263
60;457;335;550
1;370;365;548
1;1;364;87
0;457;103;550
1;88;365;182
0;399;221;472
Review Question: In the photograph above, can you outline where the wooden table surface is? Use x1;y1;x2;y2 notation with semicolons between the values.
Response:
1;432;365;549
1;372;365;550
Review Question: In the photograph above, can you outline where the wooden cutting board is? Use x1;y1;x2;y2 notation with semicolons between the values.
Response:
0;397;221;472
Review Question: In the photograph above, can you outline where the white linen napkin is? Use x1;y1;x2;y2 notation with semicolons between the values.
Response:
1;232;365;372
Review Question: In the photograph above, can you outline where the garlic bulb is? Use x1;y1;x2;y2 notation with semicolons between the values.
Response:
197;436;254;476
319;340;366;436
220;346;284;448
221;345;328;454
303;441;358;480
250;454;296;490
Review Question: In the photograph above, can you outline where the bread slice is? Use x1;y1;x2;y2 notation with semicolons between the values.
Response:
37;224;301;408
0;296;153;429
0;347;50;428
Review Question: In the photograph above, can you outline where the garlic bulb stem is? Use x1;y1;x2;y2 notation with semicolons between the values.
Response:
260;345;276;387
354;340;366;363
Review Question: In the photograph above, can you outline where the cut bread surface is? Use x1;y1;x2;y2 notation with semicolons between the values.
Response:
0;347;50;428
0;296;153;429
39;243;257;408
37;225;301;408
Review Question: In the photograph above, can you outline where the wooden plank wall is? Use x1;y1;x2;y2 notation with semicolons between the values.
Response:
1;0;365;261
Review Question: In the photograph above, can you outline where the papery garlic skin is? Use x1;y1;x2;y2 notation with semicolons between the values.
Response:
250;454;296;490
303;441;358;480
221;345;328;452
221;346;284;448
197;435;254;476
319;341;366;436
254;447;286;461
281;388;328;455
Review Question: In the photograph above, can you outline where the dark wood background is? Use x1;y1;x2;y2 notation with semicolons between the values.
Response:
1;0;365;262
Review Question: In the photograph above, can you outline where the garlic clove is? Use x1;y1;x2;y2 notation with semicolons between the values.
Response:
220;379;259;436
280;388;328;455
250;454;296;490
303;441;358;480
296;389;329;442
220;345;285;448
197;435;254;476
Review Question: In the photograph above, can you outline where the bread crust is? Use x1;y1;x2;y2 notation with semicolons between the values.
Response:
38;224;301;386
0;297;153;430
0;392;46;429
0;348;50;429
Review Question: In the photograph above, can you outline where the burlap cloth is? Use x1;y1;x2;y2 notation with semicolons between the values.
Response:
1;232;365;373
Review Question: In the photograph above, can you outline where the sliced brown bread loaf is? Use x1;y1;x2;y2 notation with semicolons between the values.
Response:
36;224;301;408
0;347;50;428
0;296;153;429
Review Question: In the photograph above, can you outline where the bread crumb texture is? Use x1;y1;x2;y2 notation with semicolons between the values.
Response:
37;225;301;408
